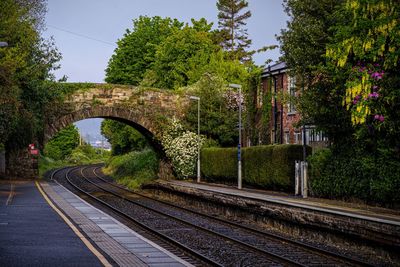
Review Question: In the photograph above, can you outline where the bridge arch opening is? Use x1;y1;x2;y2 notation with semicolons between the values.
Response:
42;115;171;181
44;106;164;151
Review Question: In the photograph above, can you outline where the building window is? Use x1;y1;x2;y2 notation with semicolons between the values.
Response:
294;131;302;144
284;132;290;144
288;76;296;113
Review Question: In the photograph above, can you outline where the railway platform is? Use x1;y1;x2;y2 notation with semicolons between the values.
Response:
0;180;105;266
152;180;400;246
0;179;192;267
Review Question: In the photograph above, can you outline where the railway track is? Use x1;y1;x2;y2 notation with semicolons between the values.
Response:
51;166;218;267
53;165;372;266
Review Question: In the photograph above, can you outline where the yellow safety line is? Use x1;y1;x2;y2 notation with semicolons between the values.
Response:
6;183;14;205
35;181;112;267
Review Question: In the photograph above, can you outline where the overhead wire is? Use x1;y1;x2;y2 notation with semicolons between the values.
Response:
47;24;116;46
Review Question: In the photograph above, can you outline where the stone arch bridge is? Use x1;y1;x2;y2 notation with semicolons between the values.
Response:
44;83;191;144
9;83;193;178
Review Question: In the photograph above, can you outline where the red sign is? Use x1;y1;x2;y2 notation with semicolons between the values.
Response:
30;149;39;155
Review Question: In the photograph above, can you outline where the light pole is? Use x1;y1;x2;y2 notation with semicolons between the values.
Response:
189;95;201;183
229;83;242;190
301;75;307;162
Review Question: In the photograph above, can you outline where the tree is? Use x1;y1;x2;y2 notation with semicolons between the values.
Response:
106;16;251;91
101;119;147;155
280;0;400;204
105;16;183;85
0;0;61;151
216;0;252;62
143;19;219;89
326;0;400;154
278;0;349;144
185;74;242;147
278;0;342;77
44;125;79;160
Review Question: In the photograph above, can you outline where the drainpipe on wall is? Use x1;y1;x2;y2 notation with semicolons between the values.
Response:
280;73;284;144
273;76;278;144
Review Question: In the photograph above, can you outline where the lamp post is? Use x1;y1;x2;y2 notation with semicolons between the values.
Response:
189;95;201;183
301;76;307;162
229;83;243;190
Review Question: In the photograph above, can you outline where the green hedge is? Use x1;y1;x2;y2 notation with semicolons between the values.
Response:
201;144;311;191
308;148;400;206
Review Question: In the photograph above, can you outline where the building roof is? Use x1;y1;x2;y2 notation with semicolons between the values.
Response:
261;62;287;77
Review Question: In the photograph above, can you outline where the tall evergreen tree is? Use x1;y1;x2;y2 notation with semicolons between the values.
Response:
216;0;252;62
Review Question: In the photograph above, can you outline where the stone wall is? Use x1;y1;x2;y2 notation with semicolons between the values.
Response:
151;181;400;247
6;149;38;179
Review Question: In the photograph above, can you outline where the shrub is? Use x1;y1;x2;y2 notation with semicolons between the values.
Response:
66;151;90;163
308;148;400;206
201;144;310;191
103;149;159;189
73;144;97;157
161;118;205;178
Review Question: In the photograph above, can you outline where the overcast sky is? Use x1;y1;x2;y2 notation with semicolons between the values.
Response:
43;0;288;136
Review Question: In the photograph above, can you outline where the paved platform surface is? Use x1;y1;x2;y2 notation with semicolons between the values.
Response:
0;180;192;267
41;181;190;267
162;180;400;226
0;180;103;267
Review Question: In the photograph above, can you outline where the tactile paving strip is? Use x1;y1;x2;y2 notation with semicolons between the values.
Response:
40;182;190;267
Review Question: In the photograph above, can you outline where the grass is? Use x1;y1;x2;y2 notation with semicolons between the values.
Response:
102;149;159;190
39;145;111;178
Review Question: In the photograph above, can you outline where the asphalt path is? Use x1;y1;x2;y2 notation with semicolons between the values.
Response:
0;180;103;267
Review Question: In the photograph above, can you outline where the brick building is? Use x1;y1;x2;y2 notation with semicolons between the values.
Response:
251;62;328;149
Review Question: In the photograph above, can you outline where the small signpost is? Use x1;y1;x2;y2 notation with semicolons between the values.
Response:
28;144;39;156
28;144;39;173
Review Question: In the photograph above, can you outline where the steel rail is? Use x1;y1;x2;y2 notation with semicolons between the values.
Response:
91;165;373;267
78;166;304;267
62;166;223;267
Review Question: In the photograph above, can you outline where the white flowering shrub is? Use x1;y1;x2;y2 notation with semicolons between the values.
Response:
161;118;204;179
